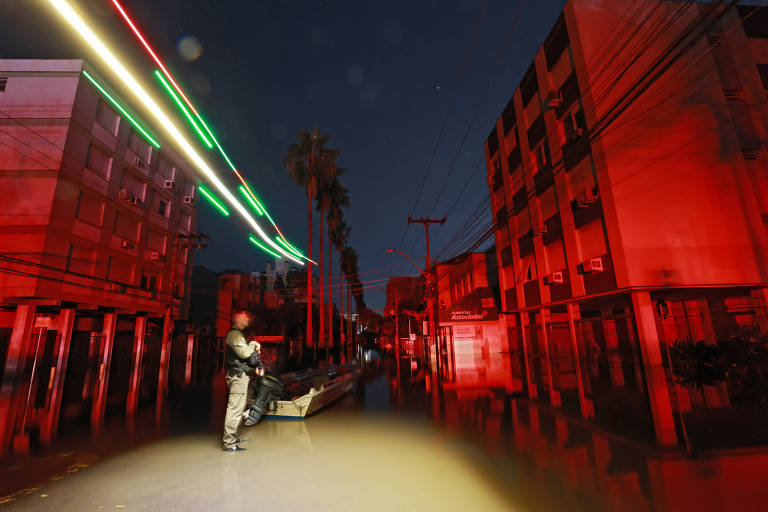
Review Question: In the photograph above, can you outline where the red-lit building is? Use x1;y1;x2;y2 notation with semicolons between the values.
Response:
435;249;513;390
485;2;768;447
0;59;199;453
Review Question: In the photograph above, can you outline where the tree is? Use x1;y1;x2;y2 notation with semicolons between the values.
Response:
324;176;350;362
314;163;342;357
331;219;350;361
284;127;339;364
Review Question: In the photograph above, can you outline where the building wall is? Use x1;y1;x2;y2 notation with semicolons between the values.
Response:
0;59;198;317
486;1;768;312
482;1;768;447
0;59;201;454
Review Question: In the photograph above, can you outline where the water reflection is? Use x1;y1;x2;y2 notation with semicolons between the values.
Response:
373;353;768;512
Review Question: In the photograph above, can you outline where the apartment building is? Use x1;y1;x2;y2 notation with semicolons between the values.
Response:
484;2;768;446
0;59;199;453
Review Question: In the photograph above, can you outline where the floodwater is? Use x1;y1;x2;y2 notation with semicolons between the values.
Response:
1;357;766;511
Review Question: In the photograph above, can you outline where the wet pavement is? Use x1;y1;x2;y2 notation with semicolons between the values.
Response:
2;361;767;511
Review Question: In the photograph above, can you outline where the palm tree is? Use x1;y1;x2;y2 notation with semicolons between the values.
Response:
324;176;350;363
341;247;360;355
284;127;339;363
330;219;350;362
314;163;342;360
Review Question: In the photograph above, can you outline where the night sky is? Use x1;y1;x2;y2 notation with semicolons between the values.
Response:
1;0;566;308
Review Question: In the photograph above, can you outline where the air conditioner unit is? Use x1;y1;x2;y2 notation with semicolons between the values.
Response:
533;223;548;235
582;257;604;273
118;188;132;201
576;187;599;207
129;196;142;206
134;156;147;169
120;239;135;250
546;271;564;285
150;251;161;261
545;91;563;108
164;180;177;192
183;195;195;205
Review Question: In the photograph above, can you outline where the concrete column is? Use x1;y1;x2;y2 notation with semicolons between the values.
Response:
90;312;117;434
126;315;146;419
631;292;678;446
567;303;594;418
40;308;76;444
539;308;562;407
518;312;537;399
155;309;173;422
0;305;36;454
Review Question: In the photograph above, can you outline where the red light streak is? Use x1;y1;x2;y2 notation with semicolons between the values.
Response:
110;0;312;263
110;0;200;116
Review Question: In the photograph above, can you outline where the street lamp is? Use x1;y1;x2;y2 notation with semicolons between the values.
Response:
385;248;439;384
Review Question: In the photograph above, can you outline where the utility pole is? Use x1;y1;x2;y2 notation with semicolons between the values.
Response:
394;291;400;386
157;232;209;424
407;216;445;381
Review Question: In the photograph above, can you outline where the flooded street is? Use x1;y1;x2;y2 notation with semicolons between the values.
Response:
2;360;766;511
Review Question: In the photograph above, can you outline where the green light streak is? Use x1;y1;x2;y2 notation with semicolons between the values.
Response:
249;236;280;258
198;185;230;216
154;70;212;148
239;186;264;215
195;113;237;171
275;236;303;258
82;70;160;148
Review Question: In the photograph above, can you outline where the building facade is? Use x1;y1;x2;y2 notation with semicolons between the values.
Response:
0;60;199;453
485;2;768;446
435;250;512;390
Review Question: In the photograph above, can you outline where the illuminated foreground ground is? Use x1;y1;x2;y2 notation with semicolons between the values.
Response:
1;397;542;511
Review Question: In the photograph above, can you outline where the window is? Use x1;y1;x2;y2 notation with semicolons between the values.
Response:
158;157;176;180
501;98;516;135
526;114;546;148
157;198;169;217
76;191;105;226
129;130;152;163
86;144;113;179
544;16;569;70
487;126;499;155
556;73;580;118
520;63;538;106
507;146;522;174
738;6;768;38
533;142;550;173
121;172;147;202
512;187;528;215
114;211;141;242
140;273;158;292
67;244;96;275
95;99;120;136
757;64;768;89
0;77;7;92
563;107;587;142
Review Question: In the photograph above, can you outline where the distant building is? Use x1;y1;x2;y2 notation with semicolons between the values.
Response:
436;249;511;389
0;59;199;453
484;1;768;447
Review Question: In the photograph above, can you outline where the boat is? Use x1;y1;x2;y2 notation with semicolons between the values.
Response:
264;364;361;419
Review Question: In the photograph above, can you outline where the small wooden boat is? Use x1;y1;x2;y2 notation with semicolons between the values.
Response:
264;364;361;419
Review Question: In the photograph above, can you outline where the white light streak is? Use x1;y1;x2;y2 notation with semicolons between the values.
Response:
47;0;303;265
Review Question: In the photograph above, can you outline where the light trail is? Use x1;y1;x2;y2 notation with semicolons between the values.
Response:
82;70;159;148
46;0;303;265
198;185;230;216
154;70;212;148
238;185;264;215
108;0;312;264
249;236;280;258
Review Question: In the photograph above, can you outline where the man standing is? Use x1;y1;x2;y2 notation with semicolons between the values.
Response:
222;310;263;452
